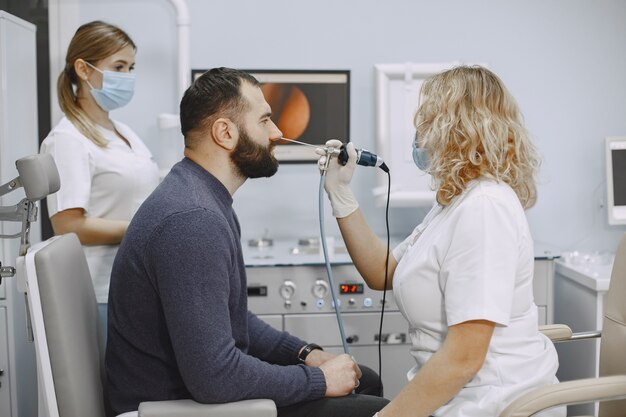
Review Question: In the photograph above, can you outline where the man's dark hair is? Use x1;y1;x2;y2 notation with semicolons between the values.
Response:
180;67;260;147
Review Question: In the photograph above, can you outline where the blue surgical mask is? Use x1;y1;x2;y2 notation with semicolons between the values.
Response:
412;138;431;172
85;61;135;111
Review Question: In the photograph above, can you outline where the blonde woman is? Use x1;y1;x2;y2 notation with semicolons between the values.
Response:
319;66;564;417
40;21;159;343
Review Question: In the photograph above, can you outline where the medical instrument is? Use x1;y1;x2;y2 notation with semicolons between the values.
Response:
282;139;392;387
279;137;319;148
318;167;351;355
319;143;392;389
279;137;342;157
337;145;389;173
280;137;389;172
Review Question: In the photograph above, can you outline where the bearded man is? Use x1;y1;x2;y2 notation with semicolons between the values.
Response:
104;68;388;417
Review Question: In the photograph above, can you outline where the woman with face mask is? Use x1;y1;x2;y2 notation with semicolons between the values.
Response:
40;21;159;344
318;66;564;417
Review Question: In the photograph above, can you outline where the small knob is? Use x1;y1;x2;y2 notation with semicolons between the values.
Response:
346;335;359;344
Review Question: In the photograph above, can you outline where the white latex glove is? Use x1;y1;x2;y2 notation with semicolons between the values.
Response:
315;139;359;218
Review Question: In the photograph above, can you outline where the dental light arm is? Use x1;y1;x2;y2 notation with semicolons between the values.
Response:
0;154;60;282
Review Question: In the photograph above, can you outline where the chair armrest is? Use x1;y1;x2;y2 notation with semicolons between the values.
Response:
539;324;602;343
138;399;277;417
539;324;573;342
499;375;626;417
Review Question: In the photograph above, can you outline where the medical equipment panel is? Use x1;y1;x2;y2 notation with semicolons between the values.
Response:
246;262;413;399
247;264;399;314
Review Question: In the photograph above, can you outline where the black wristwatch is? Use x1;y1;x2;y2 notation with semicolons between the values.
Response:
298;343;323;362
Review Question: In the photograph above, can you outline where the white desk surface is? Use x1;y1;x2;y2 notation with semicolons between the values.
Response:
243;238;563;267
554;257;613;292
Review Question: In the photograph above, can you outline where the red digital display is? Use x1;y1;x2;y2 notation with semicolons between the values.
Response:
339;283;364;294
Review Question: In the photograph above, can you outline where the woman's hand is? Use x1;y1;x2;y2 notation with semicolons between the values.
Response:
315;139;359;218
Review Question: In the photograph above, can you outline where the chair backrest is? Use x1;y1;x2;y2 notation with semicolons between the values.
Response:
23;233;106;417
599;232;626;416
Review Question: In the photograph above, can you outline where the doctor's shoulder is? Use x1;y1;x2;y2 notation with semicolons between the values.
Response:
41;121;94;155
466;179;520;201
456;180;523;216
43;117;97;145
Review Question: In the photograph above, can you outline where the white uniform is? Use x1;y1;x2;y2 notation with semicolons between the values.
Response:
41;117;160;303
392;179;564;417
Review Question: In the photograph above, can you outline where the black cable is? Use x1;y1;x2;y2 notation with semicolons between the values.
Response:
377;169;391;394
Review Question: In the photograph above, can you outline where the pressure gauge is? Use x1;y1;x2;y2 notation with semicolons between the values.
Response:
279;281;296;300
312;280;329;299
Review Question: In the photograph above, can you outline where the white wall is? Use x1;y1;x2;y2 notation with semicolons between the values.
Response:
59;0;626;253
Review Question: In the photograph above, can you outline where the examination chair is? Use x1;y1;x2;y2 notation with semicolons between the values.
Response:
18;232;277;417
500;234;626;417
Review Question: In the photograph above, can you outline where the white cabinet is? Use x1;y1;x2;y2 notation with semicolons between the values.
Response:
534;259;555;325
0;11;39;417
533;242;559;326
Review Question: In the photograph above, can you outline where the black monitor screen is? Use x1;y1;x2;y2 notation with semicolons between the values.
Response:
612;149;626;206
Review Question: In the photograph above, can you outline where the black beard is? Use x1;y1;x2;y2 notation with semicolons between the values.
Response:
230;127;279;179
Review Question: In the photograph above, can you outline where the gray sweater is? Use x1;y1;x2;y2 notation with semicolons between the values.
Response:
104;158;326;416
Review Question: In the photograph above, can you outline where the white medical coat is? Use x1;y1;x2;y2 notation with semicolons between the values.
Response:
392;179;565;417
41;117;160;303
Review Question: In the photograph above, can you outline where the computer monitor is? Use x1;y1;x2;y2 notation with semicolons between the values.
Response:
191;69;350;163
605;136;626;225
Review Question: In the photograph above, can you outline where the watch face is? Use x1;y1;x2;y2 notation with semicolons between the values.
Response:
299;346;310;361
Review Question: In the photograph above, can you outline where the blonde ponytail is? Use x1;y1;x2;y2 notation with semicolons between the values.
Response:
57;65;108;147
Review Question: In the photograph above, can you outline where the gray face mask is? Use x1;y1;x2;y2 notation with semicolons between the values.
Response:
412;135;431;172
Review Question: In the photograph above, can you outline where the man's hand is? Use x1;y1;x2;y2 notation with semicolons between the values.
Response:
304;349;336;367
318;354;363;397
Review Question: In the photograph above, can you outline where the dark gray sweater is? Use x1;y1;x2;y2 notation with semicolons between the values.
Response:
104;158;326;416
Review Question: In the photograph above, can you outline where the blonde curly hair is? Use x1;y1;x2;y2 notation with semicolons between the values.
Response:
414;65;540;209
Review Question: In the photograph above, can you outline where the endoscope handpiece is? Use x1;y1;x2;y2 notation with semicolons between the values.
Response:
279;137;389;172
338;144;389;173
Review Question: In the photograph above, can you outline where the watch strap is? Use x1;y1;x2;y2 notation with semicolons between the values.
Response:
298;343;323;362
